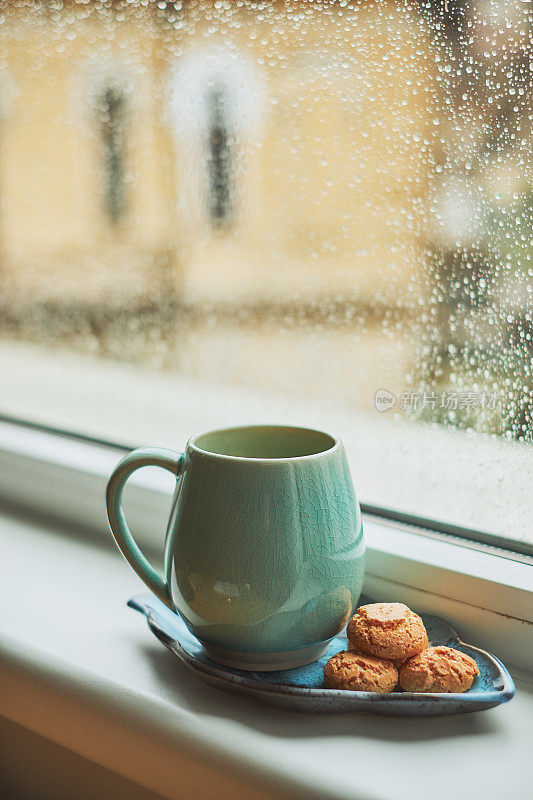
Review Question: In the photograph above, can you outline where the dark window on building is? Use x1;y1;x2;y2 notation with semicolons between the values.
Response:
206;85;232;228
98;86;126;224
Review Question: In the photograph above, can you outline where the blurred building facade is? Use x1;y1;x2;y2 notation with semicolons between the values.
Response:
0;1;438;309
1;1;530;434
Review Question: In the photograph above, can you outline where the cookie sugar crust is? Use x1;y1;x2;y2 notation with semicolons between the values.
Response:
399;646;480;693
347;603;429;662
324;650;398;693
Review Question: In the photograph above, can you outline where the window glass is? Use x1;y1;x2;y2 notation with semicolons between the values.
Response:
0;0;531;548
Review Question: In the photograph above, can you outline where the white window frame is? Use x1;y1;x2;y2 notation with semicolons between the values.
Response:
1;417;531;670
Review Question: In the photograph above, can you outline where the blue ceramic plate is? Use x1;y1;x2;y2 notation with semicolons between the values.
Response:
128;594;515;716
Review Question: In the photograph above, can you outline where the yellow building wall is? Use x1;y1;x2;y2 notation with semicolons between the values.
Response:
0;2;439;307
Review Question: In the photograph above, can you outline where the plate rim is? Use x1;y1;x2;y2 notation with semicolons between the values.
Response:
128;594;515;708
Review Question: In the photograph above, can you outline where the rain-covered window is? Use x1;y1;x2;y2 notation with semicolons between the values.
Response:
0;0;531;549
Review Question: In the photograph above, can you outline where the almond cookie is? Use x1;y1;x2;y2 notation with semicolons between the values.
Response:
399;646;479;693
347;602;428;662
324;650;398;693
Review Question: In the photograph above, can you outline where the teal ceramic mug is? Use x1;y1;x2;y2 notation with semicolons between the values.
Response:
106;425;364;670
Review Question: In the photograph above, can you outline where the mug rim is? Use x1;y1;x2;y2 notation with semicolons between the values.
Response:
188;424;340;463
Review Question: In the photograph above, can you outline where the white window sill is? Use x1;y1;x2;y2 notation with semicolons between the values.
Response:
0;508;532;800
0;418;531;669
0;393;532;798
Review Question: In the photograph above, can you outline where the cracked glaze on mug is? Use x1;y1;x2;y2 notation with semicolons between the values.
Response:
164;431;364;654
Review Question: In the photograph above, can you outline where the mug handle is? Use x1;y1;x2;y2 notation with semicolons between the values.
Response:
106;447;181;610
